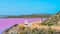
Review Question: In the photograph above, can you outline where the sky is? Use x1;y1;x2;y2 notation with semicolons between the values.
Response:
0;0;60;15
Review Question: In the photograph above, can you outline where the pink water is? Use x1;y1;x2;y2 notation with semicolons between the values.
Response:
0;18;45;34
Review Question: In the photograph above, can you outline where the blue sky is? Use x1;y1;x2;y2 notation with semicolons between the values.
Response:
0;0;60;15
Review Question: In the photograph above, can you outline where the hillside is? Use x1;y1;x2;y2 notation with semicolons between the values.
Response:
42;12;60;26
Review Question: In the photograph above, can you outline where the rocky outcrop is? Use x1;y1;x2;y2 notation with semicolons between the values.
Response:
42;12;60;26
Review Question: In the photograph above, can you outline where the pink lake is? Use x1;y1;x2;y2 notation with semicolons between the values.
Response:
0;18;46;34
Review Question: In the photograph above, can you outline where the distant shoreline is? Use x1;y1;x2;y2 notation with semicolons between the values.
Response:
3;14;53;18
